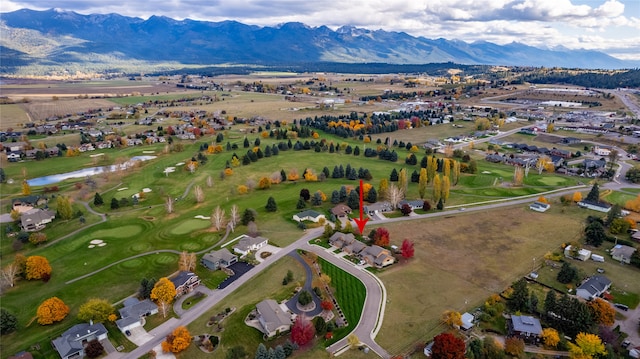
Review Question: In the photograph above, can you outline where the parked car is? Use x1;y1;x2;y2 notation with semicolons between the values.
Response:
125;330;131;336
614;303;629;311
622;339;631;348
596;268;605;273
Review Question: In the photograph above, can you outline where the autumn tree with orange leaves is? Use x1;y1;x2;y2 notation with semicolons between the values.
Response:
161;326;191;353
25;255;52;280
37;297;70;325
587;298;615;326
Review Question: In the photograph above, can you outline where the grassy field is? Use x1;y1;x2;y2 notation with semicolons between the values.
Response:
373;204;592;355
0;103;31;128
317;257;366;344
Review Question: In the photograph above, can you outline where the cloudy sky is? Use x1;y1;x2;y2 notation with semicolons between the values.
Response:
2;0;639;60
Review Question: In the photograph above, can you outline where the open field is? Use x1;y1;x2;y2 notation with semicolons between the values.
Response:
18;98;118;122
373;205;590;355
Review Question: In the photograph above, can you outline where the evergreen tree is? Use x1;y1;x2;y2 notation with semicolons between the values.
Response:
353;146;360;156
280;169;287;182
110;198;119;210
347;190;360;210
367;187;377;203
331;190;341;204
266;197;277;212
544;290;556;319
332;166;341;178
436;198;444;210
311;192;322;206
274;345;286;359
296;197;306;209
241;209;257;225
255;343;268;359
585;220;607;247
509;278;529;312
93;192;104;206
243;137;250;148
390;168;399;181
557;262;578;284
586;183;600;202
322;167;330;179
339;186;348;202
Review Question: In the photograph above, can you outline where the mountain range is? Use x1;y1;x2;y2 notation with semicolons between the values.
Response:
0;8;637;74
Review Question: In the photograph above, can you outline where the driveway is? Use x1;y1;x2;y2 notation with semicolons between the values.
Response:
254;244;281;263
126;326;154;346
218;262;254;289
614;304;640;348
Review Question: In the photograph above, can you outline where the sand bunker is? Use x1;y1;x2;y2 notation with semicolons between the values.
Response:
117;187;129;191
194;215;211;220
88;245;95;248
88;239;107;248
142;188;152;193
89;239;104;245
175;162;185;166
143;150;155;154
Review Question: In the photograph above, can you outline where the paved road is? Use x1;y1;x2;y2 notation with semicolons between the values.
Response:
614;303;640;349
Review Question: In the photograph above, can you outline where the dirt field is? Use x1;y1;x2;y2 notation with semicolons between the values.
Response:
375;205;585;354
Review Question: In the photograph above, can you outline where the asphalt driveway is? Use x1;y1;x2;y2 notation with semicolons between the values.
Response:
218;262;254;289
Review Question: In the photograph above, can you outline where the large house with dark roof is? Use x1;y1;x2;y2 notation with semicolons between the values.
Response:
201;249;238;270
115;298;158;333
20;208;55;231
51;322;108;359
508;315;542;340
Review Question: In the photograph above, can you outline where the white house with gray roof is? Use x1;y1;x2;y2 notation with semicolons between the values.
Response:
255;299;292;337
509;315;542;338
115;298;158;332
576;275;612;300
21;208;55;231
233;235;268;256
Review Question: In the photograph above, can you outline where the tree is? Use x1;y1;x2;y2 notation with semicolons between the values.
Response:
241;208;256;225
433;174;442;203
378;178;389;199
56;195;73;220
299;188;310;201
194;185;204;203
84;340;104;358
585;183;600;202
584;220;606;247
78;298;115;323
25;255;51;280
93;192;104;206
347;190;359;210
386;184;404;208
441;310;462;328
509;278;529;312
296;197;306;209
262;196;277;213
572;191;582;203
398;168;408;194
291;315;315;346
313;316;327;335
178;251;197;272
164;196;173;214
347;333;360;348
255;343;268;359
139;278;156;299
162;326;192;353
568;332;606;359
504;337;525;357
28;232;47;245
298;290;312;306
151;277;176;317
230;205;239;229
587;298;615;326
431;332;466;359
258;177;271;190
626;166;640;183
400;239;414;260
37;297;70;325
0;308;17;334
400;203;412;216
22;180;31;195
557;262;578;284
418;168;428;198
541;328;560;348
1;262;20;288
321;300;333;311
373;227;390;247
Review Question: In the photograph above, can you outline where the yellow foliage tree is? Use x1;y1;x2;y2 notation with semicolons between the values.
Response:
288;169;299;181
304;169;318;182
625;194;640;212
237;185;248;194
537;196;549;204
25;255;52;280
161;326;192;353
572;192;583;203
78;298;115;323
418;168;428;199
441;310;462;328
378;178;389;199
22;180;31;195
37;297;70;325
151;277;177;305
568;333;606;359
224;168;234;176
541;328;560;348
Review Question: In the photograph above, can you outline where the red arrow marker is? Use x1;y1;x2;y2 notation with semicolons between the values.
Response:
354;179;369;235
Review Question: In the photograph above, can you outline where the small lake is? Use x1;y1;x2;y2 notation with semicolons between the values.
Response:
27;155;157;186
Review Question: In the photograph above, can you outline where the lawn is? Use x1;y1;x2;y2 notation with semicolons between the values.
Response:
373;204;590;356
317;257;366;344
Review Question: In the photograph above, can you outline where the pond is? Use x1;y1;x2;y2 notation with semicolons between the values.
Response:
27;155;157;186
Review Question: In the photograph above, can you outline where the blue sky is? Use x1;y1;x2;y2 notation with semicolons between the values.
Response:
2;0;638;60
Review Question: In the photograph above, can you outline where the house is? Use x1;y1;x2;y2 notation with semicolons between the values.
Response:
20;208;55;231
461;312;474;330
594;146;611;156
583;159;607;170
170;271;200;298
577;200;611;213
508;315;542;338
12;195;48;211
611;244;637;264
51;322;108;359
329;232;356;248
255;299;292;338
562;137;581;145
564;245;591;261
363;201;393;215
632;231;640;242
331;204;352;218
344;240;367;255
576;275;612;300
529;202;550;212
115;298;158;333
360;245;395;268
397;199;425;210
46;147;60;157
233;235;269;256
292;210;326;223
201;249;238;270
550;148;572;159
